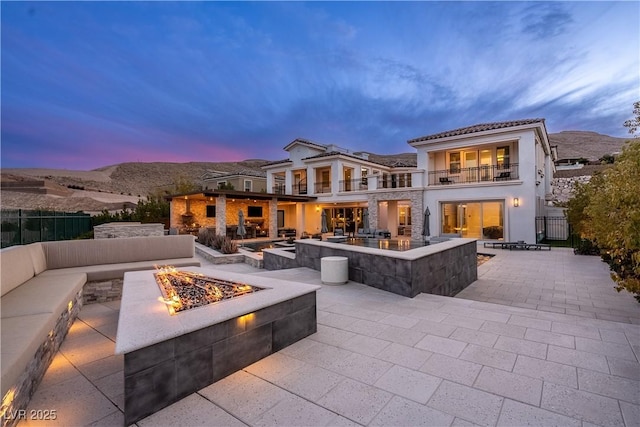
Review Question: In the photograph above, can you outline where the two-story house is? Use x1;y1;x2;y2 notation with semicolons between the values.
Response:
263;139;425;239
167;118;555;243
264;119;555;243
408;119;555;243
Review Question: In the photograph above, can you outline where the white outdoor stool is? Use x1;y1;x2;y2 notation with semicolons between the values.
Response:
321;256;348;285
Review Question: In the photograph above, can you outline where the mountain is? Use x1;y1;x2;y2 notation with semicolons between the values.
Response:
1;131;631;212
549;131;629;161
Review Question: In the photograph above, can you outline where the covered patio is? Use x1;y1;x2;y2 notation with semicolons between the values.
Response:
166;189;315;239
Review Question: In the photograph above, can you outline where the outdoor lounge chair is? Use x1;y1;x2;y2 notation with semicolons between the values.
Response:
439;177;453;184
334;228;345;236
493;171;511;181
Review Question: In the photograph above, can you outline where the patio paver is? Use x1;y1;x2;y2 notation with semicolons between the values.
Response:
17;244;640;426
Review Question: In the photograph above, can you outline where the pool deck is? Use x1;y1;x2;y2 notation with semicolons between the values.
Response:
17;243;640;426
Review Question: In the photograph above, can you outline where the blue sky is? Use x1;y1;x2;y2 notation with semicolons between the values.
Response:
2;1;638;170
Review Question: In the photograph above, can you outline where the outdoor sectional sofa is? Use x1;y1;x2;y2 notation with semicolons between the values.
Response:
0;235;200;424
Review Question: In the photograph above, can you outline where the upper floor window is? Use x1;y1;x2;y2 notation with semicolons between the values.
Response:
244;180;252;192
497;146;510;169
449;152;461;173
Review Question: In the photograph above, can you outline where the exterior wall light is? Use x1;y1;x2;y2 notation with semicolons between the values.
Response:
513;198;520;207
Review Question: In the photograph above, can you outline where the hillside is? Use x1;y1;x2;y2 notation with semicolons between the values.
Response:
1;131;630;213
549;131;629;161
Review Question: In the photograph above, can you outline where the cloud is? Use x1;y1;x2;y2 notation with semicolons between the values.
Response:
520;3;574;39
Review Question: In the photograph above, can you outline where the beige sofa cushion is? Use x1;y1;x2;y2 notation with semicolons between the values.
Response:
0;245;36;297
1;273;86;319
27;243;48;275
1;313;57;397
42;235;195;269
40;258;200;281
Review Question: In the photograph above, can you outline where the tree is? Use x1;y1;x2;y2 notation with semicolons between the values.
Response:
567;102;640;301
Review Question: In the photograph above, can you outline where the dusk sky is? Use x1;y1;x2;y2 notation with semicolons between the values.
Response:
1;1;638;170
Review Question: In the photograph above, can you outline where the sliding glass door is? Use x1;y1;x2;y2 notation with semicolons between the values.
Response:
441;201;504;239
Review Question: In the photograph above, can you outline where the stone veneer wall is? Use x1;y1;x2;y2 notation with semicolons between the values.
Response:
2;290;83;427
551;176;592;204
83;279;123;304
294;240;477;298
94;223;164;239
263;248;299;271
123;292;317;425
367;189;423;240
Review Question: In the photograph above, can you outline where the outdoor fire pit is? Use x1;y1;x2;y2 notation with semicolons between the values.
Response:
154;266;264;314
116;267;320;425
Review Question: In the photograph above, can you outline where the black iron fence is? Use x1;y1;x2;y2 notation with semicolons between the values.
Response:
429;163;519;185
535;216;578;247
1;209;92;248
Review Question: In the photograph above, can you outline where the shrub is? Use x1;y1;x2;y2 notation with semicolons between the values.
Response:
220;236;238;254
212;234;225;250
197;228;216;247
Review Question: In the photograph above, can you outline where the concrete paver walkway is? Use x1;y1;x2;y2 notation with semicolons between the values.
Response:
18;245;640;426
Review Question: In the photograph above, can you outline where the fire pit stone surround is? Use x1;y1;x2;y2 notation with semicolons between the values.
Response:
115;267;319;425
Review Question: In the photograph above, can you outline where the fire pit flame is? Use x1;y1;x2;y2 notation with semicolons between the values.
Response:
154;266;264;315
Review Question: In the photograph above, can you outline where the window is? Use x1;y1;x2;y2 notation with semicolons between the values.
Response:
247;206;263;217
449;152;461;173
244;180;252;192
217;181;227;189
206;205;216;218
497;146;510;169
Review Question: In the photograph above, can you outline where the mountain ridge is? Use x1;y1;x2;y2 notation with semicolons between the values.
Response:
1;131;631;212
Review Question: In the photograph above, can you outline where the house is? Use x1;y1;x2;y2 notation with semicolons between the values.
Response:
201;170;276;193
262;138;424;239
168;119;556;243
408;119;555;243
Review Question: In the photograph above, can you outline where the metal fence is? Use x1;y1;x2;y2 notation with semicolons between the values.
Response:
535;216;577;247
1;209;92;248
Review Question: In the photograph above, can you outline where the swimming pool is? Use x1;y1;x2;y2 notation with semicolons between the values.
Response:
339;238;446;252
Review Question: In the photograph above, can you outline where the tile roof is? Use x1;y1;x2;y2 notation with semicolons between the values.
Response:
302;151;393;167
261;158;293;167
408;118;545;144
202;169;267;180
283;138;328;151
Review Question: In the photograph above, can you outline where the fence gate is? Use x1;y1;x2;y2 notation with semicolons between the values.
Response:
535;216;575;247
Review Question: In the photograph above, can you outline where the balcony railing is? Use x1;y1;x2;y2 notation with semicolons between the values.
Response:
272;184;286;194
292;180;308;195
339;178;368;192
429;163;519;185
377;173;412;189
314;181;332;194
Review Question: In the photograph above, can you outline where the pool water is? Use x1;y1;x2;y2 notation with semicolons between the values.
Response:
339;238;444;252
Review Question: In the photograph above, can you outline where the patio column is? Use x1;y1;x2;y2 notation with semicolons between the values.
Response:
269;197;278;238
367;195;378;230
216;195;226;236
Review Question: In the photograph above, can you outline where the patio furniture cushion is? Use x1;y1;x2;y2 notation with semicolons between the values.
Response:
1;314;57;397
41;235;195;269
39;257;200;281
0;244;36;297
1;273;86;318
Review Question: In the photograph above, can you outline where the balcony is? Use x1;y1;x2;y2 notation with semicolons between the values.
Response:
339;178;368;192
314;181;332;194
429;164;519;185
272;184;286;195
292;180;308;195
377;173;412;190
